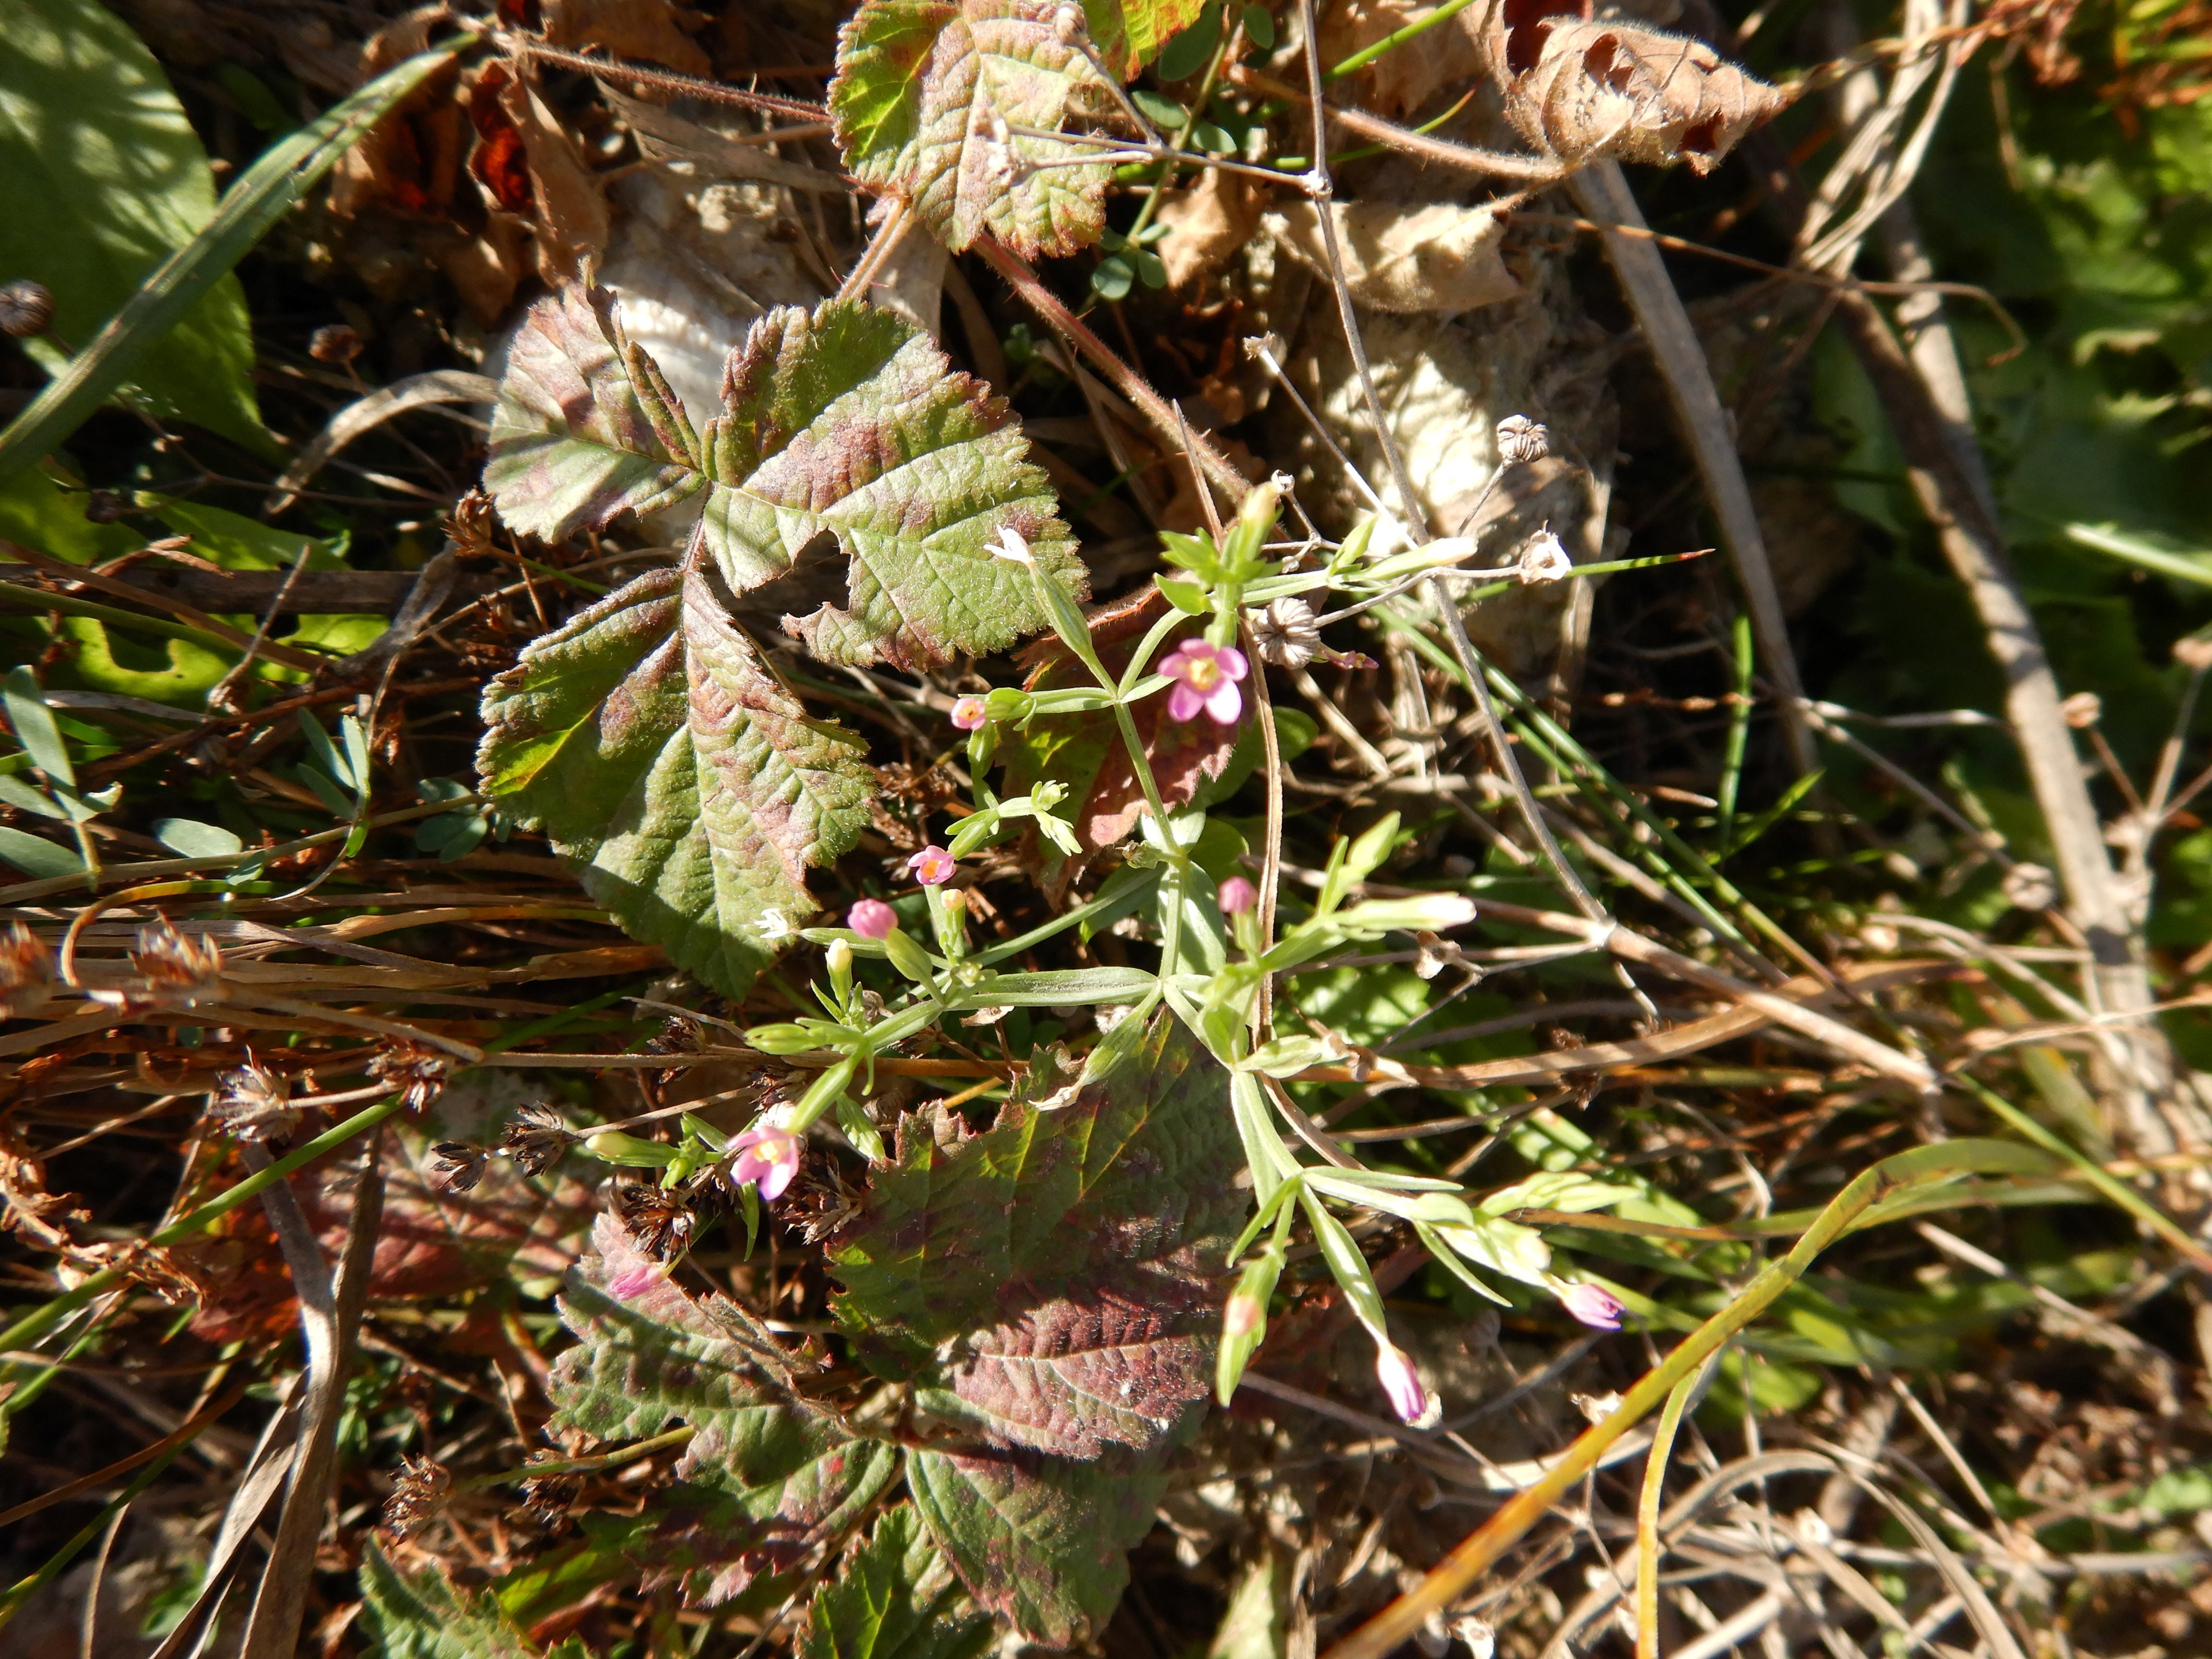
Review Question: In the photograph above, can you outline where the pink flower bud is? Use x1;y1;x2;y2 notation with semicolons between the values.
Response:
1374;1341;1429;1426
1217;875;1257;915
1224;1289;1264;1338
1556;1280;1625;1330
950;696;988;731
908;846;956;886
847;899;898;939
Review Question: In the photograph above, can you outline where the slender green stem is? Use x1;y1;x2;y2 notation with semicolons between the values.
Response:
1321;1140;2023;1659
1124;16;1242;246
1322;0;1483;80
455;1426;697;1492
0;1096;404;1358
1635;1358;1714;1658
0;1439;186;1629
1716;610;1755;855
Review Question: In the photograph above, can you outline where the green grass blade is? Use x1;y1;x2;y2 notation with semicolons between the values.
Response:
0;38;469;485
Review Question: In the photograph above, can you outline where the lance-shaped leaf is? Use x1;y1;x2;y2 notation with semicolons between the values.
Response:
477;567;876;997
829;1015;1241;1458
484;284;704;543
906;1443;1170;1648
549;1216;901;1605
700;300;1082;670
800;1504;993;1659
830;0;1125;258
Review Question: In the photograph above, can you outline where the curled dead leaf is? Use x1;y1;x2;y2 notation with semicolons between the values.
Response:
1262;200;1521;314
1479;4;1789;175
1154;168;1262;291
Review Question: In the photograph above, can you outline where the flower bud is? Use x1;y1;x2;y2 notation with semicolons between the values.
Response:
0;280;55;338
848;899;897;939
1217;875;1257;914
1553;1279;1624;1330
745;1022;825;1055
1374;1339;1435;1426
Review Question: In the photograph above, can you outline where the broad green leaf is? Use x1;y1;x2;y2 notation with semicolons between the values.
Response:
153;818;241;858
548;1216;899;1604
482;285;705;547
831;0;1120;258
0;0;266;451
477;567;877;998
0;824;83;878
485;294;1082;671
799;1505;992;1659
360;1546;580;1659
829;1015;1241;1457
907;1443;1170;1648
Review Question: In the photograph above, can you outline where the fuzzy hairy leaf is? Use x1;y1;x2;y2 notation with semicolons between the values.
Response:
484;285;704;543
800;1505;993;1659
549;1216;900;1605
361;1547;582;1659
476;567;875;996
906;1443;1170;1648
830;1015;1240;1457
830;0;1130;258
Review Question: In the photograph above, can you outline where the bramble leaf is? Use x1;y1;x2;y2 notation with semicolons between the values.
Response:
549;1217;901;1605
829;1015;1240;1457
799;1504;993;1659
361;1546;583;1659
906;1443;1171;1648
476;566;876;997
830;0;1135;258
485;293;1083;672
483;284;705;544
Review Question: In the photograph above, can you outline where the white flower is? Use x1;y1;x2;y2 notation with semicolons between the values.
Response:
991;527;1035;566
756;908;792;941
1516;531;1573;585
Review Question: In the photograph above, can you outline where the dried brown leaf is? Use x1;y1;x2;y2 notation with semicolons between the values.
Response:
540;0;712;79
1263;200;1521;314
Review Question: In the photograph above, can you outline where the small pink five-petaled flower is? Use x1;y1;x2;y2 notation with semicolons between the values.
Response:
1556;1280;1625;1330
1162;639;1248;725
908;845;956;886
728;1124;803;1203
950;696;988;731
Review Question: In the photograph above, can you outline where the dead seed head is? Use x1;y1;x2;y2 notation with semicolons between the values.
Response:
1515;530;1574;584
2002;861;2059;912
378;1454;451;1544
499;1102;572;1176
209;1056;300;1144
614;1181;696;1262
98;921;223;1011
370;1041;452;1113
520;1459;583;1533
0;924;54;1019
0;280;55;337
2060;690;2102;728
1251;595;1321;669
428;1141;490;1193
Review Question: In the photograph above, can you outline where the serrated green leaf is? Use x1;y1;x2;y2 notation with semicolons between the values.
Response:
549;1216;901;1605
361;1546;569;1659
907;1443;1169;1648
830;1015;1240;1458
831;1;1116;257
477;567;876;998
702;300;1083;670
484;285;705;545
0;0;267;452
800;1505;993;1659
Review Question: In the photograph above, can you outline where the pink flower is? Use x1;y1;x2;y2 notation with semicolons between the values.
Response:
1223;1289;1264;1338
1556;1280;1624;1330
848;898;898;939
950;696;988;731
729;1124;803;1203
1217;875;1257;914
1162;639;1248;724
1374;1341;1430;1426
908;845;956;886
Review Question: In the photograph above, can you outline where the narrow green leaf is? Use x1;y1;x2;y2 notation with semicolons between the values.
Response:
0;825;83;879
2;668;74;785
0;0;266;452
0;38;465;485
153;818;243;858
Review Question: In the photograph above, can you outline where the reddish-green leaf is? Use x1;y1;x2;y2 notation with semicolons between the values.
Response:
799;1504;992;1659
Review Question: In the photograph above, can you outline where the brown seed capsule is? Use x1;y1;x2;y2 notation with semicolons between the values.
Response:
1496;414;1550;465
370;1041;451;1113
209;1056;300;1145
1251;596;1321;669
378;1454;451;1544
499;1102;571;1176
0;280;55;338
614;1181;695;1262
308;322;363;364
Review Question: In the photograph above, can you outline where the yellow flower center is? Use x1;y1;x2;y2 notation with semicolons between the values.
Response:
1183;656;1220;692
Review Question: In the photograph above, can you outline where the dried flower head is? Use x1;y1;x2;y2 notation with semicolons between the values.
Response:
614;1182;696;1262
2002;861;2058;912
0;923;54;1020
95;920;224;1011
1515;531;1574;585
427;1142;489;1193
1250;596;1321;670
499;1102;571;1176
1495;414;1550;465
309;322;364;364
520;1456;582;1534
369;1041;451;1114
2059;690;2102;729
208;1056;299;1144
378;1454;451;1543
0;279;56;338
